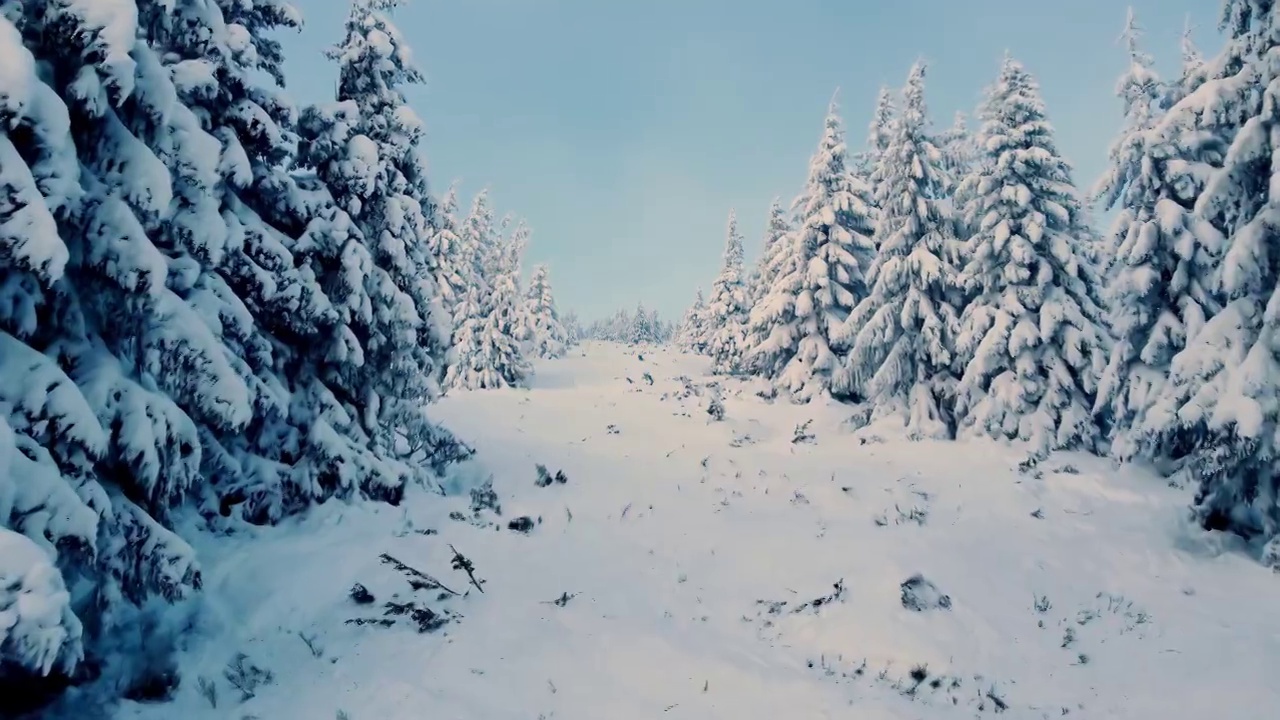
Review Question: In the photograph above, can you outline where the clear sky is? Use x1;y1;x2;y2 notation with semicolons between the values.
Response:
280;0;1219;323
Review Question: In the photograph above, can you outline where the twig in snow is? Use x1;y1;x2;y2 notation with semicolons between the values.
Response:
541;592;578;607
449;544;485;594
621;502;632;519
565;505;573;522
297;631;323;658
379;553;459;595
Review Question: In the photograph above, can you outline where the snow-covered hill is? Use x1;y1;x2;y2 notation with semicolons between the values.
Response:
115;343;1279;720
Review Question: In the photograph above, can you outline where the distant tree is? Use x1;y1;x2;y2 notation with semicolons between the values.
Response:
704;211;751;373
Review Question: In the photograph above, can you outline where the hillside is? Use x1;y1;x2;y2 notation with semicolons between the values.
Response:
114;343;1280;720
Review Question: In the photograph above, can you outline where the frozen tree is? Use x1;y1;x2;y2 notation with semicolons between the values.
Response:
937;111;975;194
676;288;710;352
746;101;875;400
299;0;467;490
834;62;963;437
561;310;582;347
444;203;531;389
430;183;468;319
628;302;653;345
1092;12;1223;461
745;199;793;311
855;86;897;179
704;211;751;373
525;264;568;358
1139;0;1280;551
1168;17;1208;106
952;57;1110;459
506;221;538;355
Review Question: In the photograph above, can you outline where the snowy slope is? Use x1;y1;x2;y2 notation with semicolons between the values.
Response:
114;342;1280;720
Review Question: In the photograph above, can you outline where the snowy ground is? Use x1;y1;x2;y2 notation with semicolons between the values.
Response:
115;342;1279;720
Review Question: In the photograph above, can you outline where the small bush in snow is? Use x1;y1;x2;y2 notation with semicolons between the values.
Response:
223;653;273;702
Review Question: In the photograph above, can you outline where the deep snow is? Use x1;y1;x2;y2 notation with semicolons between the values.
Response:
114;342;1279;720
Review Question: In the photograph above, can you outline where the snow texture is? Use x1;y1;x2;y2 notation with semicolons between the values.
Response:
109;342;1280;720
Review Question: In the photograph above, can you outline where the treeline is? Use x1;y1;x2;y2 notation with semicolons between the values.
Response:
676;7;1280;564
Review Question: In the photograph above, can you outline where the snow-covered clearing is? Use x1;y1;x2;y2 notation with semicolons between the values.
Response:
117;342;1279;720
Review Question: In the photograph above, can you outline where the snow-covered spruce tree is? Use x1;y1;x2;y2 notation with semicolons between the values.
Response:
0;0;248;697
676;288;710;352
299;0;467;489
525;264;568;358
444;201;531;389
1138;0;1280;552
743;199;793;320
1167;17;1208;108
950;57;1109;460
704;211;751;373
746;101;875;401
833;62;963;438
855;86;896;180
937;110;975;194
429;182;468;321
505;221;539;355
628;302;653;345
560;309;582;347
1091;12;1223;462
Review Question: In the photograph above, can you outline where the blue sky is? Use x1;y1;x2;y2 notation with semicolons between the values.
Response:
281;0;1218;323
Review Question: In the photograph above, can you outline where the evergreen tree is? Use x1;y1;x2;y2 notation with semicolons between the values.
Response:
444;192;530;389
1143;0;1280;553
628;302;652;344
746;101;875;400
834;62;963;438
937;110;975;193
856;86;896;179
676;288;709;352
506;220;538;355
561;309;583;347
744;199;793;318
1092;12;1222;462
952;57;1110;459
430;182;468;320
704;211;750;373
299;0;467;488
525;264;568;358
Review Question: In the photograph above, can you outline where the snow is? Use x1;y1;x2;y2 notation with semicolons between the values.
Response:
0;528;82;677
115;343;1280;720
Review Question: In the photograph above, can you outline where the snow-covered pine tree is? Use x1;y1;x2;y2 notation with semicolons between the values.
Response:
0;0;240;694
951;56;1110;460
525;264;568;358
743;199;793;322
1168;17;1207;107
506;220;538;355
1091;11;1223;462
647;308;665;344
1140;0;1280;553
429;183;468;320
833;62;963;437
561;309;582;347
445;191;530;389
676;288;710;352
746;101;875;400
937;111;975;194
299;0;468;488
855;86;896;180
704;211;751;373
628;302;653;345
